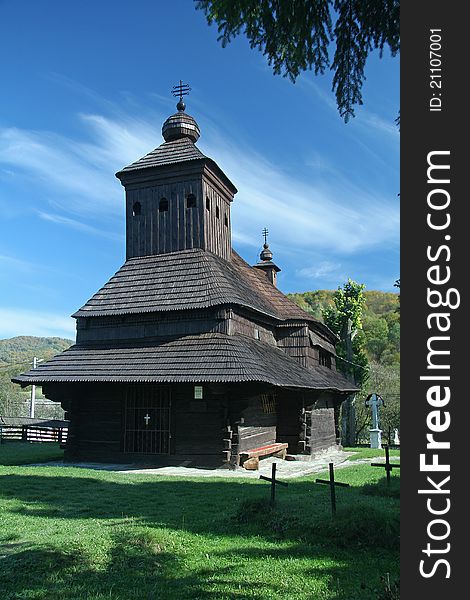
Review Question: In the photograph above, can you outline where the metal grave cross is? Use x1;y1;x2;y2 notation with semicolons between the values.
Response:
371;445;400;485
259;463;288;506
316;462;350;516
144;413;151;426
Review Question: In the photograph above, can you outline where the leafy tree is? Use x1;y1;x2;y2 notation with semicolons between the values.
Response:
322;279;369;385
394;277;400;313
363;314;389;361
321;279;368;447
195;0;400;121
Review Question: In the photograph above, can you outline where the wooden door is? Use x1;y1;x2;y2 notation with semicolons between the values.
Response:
123;386;171;454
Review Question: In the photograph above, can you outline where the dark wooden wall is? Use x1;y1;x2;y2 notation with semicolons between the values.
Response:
47;383;227;464
276;324;309;367
308;408;337;454
202;179;232;260
123;169;233;262
76;309;223;344
43;382;343;465
126;178;204;259
226;310;277;345
171;385;225;457
276;390;305;453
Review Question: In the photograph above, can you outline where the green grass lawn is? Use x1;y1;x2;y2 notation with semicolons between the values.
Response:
0;440;64;465
0;444;399;600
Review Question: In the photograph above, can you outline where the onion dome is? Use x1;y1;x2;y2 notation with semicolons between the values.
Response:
253;234;281;287
162;101;200;143
260;242;273;262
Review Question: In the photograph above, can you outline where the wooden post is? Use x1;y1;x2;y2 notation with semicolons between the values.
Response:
259;462;288;506
271;463;276;505
385;446;390;484
316;462;350;516
329;463;336;514
371;445;401;485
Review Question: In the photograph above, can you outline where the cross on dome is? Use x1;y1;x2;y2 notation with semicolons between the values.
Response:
162;79;200;143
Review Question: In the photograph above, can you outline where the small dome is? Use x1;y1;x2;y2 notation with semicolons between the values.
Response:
162;104;200;143
260;242;273;262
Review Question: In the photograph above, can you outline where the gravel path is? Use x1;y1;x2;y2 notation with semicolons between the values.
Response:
28;449;359;479
28;449;400;479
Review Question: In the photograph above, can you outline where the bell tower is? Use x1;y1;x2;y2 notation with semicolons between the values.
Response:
116;82;237;261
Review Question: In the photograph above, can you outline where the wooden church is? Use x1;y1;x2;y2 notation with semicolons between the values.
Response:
14;87;357;467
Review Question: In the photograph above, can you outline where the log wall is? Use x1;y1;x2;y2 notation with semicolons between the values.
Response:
202;179;232;260
126;178;204;259
276;324;310;367
308;408;337;454
76;310;223;343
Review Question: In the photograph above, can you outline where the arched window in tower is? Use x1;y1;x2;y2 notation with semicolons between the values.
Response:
216;205;220;219
159;198;168;213
206;197;210;211
132;202;141;216
186;194;196;209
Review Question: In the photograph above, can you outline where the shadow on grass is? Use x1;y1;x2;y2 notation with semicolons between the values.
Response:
361;476;400;499
0;531;395;600
0;473;398;535
0;473;399;599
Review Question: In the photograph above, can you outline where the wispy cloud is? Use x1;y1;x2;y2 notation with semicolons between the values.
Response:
300;78;399;140
360;112;399;138
38;211;123;242
0;307;75;339
0;254;35;272
0;127;119;216
0;98;398;256
200;129;399;254
297;261;345;282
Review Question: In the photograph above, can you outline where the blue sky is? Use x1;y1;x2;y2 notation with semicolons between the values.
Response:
0;0;399;340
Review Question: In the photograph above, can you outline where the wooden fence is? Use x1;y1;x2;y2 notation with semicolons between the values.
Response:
0;425;68;444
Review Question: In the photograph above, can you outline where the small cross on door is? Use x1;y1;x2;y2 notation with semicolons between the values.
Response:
144;413;150;426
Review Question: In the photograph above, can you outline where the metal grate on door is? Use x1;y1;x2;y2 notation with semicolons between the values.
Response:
123;386;171;454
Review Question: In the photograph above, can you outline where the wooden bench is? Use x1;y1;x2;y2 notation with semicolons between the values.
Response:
239;442;289;470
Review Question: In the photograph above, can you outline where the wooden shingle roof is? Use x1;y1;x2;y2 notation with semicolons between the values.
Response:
115;137;238;194
118;137;206;172
73;248;327;330
12;333;356;392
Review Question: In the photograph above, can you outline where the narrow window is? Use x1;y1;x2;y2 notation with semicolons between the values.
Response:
187;194;196;208
261;393;276;414
206;197;210;211
224;214;228;227
319;349;332;369
216;205;220;219
159;198;168;213
132;202;141;216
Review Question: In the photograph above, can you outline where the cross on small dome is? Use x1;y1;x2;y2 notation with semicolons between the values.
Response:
162;80;200;143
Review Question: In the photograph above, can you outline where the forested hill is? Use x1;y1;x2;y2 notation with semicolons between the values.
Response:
0;336;73;417
0;336;73;368
288;290;400;366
